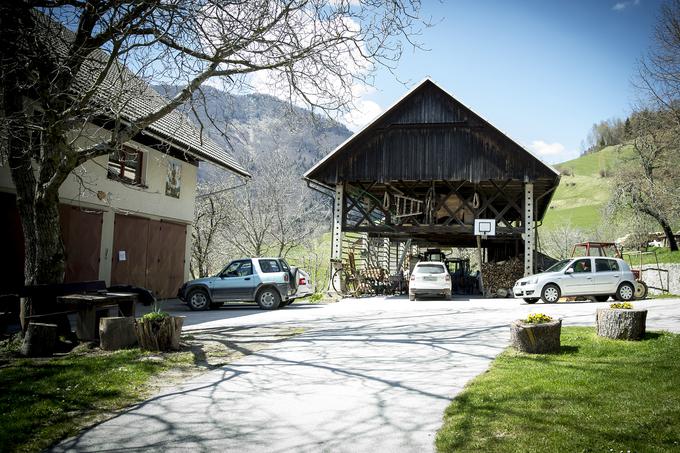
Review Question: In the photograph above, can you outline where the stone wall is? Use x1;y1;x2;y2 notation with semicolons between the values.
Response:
640;263;680;295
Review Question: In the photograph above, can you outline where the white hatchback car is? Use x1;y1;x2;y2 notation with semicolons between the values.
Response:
513;256;637;304
409;261;451;301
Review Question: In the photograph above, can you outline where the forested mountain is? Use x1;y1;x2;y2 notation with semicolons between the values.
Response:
155;85;353;181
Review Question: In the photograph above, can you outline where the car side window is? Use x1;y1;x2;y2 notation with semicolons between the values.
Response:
572;259;592;273
238;261;253;277
260;259;281;273
279;259;290;272
595;259;610;272
222;261;241;277
608;259;619;272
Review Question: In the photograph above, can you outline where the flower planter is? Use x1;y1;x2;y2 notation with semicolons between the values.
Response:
134;315;184;351
510;319;562;353
596;308;647;340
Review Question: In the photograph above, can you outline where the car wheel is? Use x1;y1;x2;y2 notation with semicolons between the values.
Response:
256;287;281;310
634;281;648;300
523;298;538;304
409;294;416;301
594;296;609;302
616;282;635;302
541;284;560;304
187;288;210;311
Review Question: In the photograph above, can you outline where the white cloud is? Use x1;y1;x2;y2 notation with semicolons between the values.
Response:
343;99;383;131
529;140;580;164
529;140;565;156
612;0;640;11
243;12;382;131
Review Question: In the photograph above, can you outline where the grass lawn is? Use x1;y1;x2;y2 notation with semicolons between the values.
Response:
542;203;605;230
0;348;187;453
436;327;680;453
555;144;633;177
0;325;304;452
623;247;680;265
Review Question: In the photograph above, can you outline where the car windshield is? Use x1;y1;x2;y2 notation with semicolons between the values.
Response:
415;264;446;274
544;259;571;273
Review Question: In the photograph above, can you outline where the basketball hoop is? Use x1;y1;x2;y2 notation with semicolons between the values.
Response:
474;219;496;237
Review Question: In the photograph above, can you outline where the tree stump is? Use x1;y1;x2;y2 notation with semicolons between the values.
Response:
510;319;562;353
20;322;57;357
596;308;647;340
99;317;138;351
134;316;184;351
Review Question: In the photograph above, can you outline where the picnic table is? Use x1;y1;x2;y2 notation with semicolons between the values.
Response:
56;292;138;341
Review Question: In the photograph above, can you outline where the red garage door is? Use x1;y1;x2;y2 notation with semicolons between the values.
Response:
111;214;186;298
146;220;187;300
0;195;102;291
59;205;103;283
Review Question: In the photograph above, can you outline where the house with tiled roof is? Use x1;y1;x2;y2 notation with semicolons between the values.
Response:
0;19;249;298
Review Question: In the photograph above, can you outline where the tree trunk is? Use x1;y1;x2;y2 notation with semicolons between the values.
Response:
100;317;138;351
134;316;184;351
659;218;679;251
2;6;68;330
639;203;678;252
20;322;57;357
510;319;562;353
596;308;647;340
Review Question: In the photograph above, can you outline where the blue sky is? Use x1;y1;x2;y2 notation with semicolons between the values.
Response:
350;0;663;164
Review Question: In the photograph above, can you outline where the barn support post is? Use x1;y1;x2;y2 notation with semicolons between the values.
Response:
524;182;535;276
331;183;344;292
332;183;344;260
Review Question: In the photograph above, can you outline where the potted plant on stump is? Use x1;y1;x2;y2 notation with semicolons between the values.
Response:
510;313;561;353
596;302;647;340
134;308;184;351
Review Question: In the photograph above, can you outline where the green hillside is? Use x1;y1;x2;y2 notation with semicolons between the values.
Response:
541;145;632;230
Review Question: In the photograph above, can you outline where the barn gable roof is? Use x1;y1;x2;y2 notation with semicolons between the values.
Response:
304;78;559;186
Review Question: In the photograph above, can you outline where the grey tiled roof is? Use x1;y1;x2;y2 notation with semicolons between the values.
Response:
48;17;250;178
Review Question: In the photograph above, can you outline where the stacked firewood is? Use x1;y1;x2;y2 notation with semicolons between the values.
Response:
481;257;524;297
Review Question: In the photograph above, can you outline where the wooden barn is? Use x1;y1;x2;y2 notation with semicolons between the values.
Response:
304;78;560;282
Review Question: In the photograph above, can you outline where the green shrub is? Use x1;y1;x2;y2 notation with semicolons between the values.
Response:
524;313;554;324
140;310;169;323
610;302;633;309
308;292;324;302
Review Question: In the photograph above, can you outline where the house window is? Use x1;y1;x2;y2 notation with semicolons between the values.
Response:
108;148;143;185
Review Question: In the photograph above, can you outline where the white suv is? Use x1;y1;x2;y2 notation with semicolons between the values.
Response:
514;256;637;304
409;261;452;301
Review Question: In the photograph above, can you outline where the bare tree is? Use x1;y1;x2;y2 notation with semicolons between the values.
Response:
0;1;424;293
609;109;680;251
260;150;329;258
607;0;680;251
207;149;328;259
540;222;588;259
191;182;238;278
637;0;680;127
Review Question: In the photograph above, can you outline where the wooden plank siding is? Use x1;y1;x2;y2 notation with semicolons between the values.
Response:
305;80;559;222
305;79;559;256
308;81;557;183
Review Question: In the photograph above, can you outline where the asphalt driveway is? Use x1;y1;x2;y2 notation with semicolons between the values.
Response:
54;296;680;452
